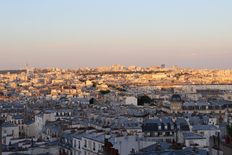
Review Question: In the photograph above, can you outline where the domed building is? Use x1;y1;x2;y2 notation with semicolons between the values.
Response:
170;94;183;113
171;94;182;102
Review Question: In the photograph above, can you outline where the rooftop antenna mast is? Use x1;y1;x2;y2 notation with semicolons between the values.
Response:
25;63;29;70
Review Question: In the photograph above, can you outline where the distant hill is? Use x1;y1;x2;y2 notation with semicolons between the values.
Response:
0;69;26;74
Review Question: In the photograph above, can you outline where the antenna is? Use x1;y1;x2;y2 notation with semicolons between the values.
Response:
25;63;29;69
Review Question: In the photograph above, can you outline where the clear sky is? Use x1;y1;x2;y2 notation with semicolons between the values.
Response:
0;0;232;69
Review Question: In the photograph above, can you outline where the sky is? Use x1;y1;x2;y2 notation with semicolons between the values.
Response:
0;0;232;70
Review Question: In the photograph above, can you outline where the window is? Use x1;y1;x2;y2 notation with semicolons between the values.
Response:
88;140;91;149
99;144;103;151
84;140;87;148
93;142;96;151
164;125;168;130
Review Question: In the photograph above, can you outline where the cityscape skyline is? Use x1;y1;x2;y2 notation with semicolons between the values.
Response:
1;1;232;154
1;0;232;69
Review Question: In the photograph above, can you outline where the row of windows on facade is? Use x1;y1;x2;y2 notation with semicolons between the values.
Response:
73;139;103;152
143;124;175;130
56;112;72;116
182;105;231;110
61;138;103;152
144;131;175;137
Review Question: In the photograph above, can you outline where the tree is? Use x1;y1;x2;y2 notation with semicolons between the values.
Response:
89;98;96;104
92;82;97;88
227;124;232;138
138;95;152;106
99;90;110;95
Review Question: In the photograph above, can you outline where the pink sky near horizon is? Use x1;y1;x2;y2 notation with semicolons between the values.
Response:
0;0;232;69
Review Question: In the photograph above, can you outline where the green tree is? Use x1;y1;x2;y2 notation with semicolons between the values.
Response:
99;90;110;95
227;124;232;138
138;95;152;106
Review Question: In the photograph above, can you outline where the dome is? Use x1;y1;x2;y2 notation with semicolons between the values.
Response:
171;94;182;102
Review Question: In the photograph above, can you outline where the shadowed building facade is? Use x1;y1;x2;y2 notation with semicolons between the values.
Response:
170;94;183;113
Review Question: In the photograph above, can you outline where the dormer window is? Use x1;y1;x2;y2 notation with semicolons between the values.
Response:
165;125;168;130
